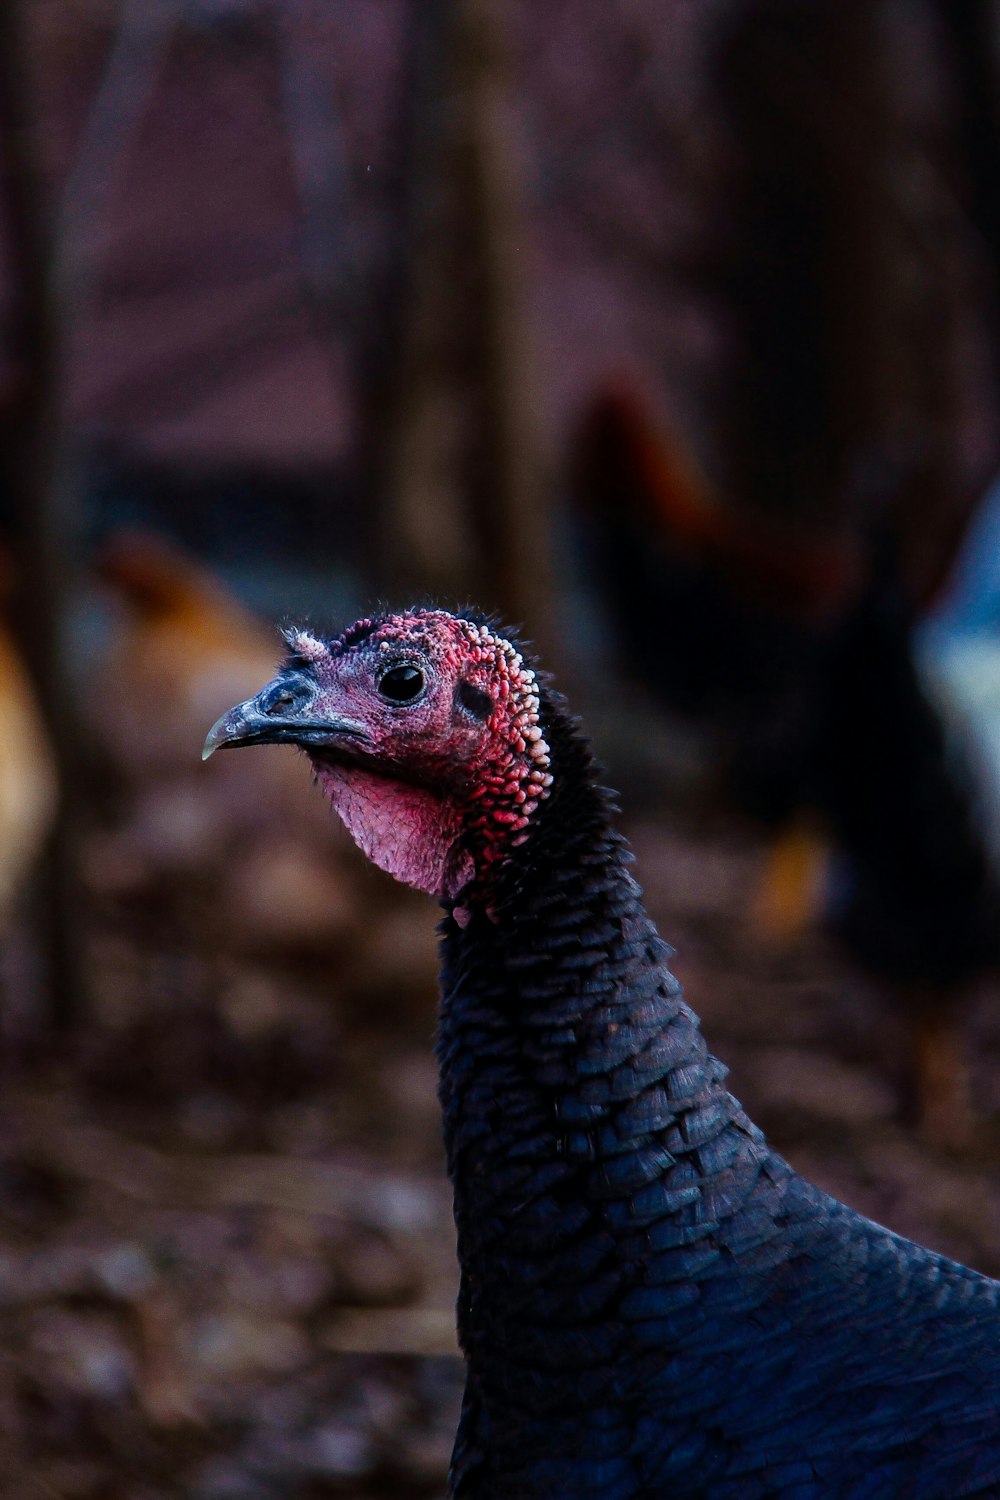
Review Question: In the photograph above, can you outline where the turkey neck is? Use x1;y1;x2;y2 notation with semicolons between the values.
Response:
436;703;766;1412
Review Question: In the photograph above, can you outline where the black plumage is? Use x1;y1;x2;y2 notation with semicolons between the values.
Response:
438;695;1000;1498
207;609;1000;1499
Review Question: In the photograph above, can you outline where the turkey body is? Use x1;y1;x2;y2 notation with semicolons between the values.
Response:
438;724;1000;1498
206;608;1000;1499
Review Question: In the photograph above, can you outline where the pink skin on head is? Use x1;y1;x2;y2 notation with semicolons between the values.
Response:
290;612;552;908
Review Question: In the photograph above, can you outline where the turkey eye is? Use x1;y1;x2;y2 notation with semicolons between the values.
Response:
378;664;424;703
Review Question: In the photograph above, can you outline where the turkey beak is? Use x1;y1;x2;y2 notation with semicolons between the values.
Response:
202;670;367;760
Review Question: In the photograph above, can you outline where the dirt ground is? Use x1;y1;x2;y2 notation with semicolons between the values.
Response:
2;805;1000;1500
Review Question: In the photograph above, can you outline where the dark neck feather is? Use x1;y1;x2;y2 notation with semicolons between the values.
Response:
436;696;769;1422
433;676;1000;1500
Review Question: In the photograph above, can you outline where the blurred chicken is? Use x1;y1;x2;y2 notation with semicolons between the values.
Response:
0;572;57;919
95;531;296;774
90;532;359;952
571;381;1000;1149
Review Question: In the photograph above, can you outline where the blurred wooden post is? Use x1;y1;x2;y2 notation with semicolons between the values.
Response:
375;0;477;602
711;1;892;531
933;1;1000;396
711;0;969;597
458;0;552;640
354;0;453;600
0;1;90;1032
377;0;552;639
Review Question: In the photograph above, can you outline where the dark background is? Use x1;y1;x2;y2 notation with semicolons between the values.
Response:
2;3;1000;1496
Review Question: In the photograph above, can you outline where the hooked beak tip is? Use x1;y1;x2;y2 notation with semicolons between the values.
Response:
202;707;243;761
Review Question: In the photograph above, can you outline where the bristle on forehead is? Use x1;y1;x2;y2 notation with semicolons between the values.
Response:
282;627;327;661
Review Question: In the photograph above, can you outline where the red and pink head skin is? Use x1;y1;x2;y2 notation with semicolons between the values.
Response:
204;609;553;921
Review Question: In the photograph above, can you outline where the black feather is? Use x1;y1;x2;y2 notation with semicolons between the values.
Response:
437;678;1000;1499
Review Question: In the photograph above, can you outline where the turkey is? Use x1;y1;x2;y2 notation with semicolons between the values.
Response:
205;607;1000;1499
